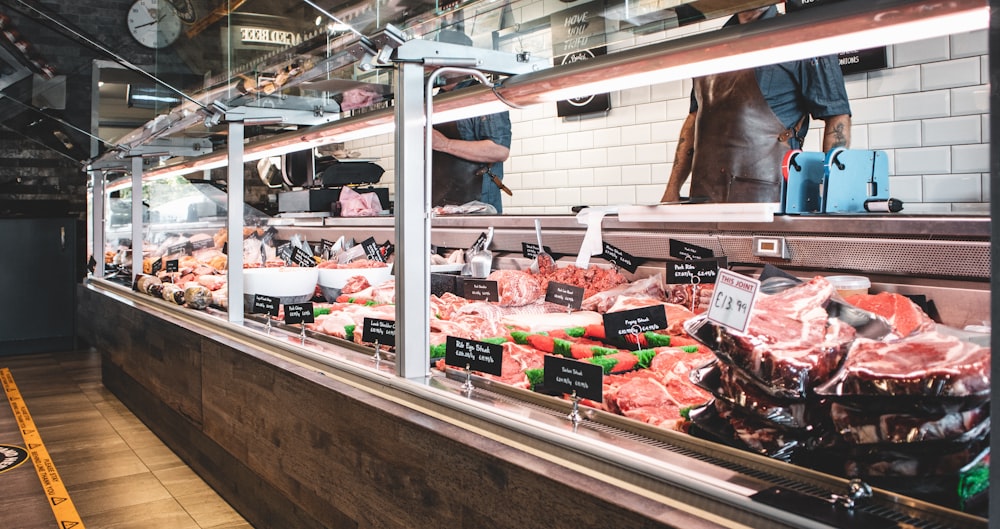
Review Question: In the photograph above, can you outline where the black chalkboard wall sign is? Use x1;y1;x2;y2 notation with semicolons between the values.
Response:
551;1;610;117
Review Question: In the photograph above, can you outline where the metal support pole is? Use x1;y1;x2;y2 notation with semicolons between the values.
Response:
227;119;246;323
130;156;143;287
90;169;105;279
394;60;432;381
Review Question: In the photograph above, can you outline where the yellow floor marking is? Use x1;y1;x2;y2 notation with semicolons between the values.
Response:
1;368;86;529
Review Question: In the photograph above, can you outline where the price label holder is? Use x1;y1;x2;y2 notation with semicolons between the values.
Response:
669;239;714;260
276;243;292;264
603;304;668;349
362;317;396;366
283;302;315;343
470;231;488;251
165;259;179;273
543;355;603;424
462;280;499;302
290;246;318;267
666;257;728;312
320;238;336;258
545;281;584;312
150;258;163;275
601;242;639;273
522;242;561;261
190;237;214;252
167;242;191;256
706;269;760;333
445;336;504;394
253;294;280;333
360;237;385;262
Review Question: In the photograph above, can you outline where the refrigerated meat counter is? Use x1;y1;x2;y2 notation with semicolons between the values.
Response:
78;213;991;529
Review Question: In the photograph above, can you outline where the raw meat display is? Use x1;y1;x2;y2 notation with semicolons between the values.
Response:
815;332;991;399
485;269;544;306
606;298;696;335
581;274;666;313
830;402;989;445
687;276;857;398
844;291;936;337
601;346;714;430
837;440;989;478
126;224;990;513
688;400;815;461
341;275;371;294
535;261;627;299
690;361;822;430
664;283;715;314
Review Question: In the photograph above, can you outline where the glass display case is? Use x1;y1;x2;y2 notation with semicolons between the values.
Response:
81;0;993;527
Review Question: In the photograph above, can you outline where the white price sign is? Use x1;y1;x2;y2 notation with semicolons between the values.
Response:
706;269;760;333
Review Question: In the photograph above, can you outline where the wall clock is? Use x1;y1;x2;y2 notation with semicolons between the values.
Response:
127;0;182;49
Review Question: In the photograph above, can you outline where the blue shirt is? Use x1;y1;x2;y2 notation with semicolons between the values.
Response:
691;6;851;148
450;80;512;213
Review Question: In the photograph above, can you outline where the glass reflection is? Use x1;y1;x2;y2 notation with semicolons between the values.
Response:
95;0;989;215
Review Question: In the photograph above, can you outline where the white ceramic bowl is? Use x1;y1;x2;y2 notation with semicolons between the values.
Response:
243;267;319;304
317;264;392;302
317;263;392;289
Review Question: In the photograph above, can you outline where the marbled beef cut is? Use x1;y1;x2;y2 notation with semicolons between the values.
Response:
688;276;856;398
816;332;991;399
486;270;543;306
844;292;936;337
831;402;989;445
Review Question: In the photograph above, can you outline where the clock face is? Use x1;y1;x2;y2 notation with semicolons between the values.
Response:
127;0;182;49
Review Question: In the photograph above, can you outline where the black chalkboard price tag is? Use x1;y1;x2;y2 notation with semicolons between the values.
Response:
252;294;280;316
603;305;668;347
360;237;384;262
545;282;584;310
463;280;499;302
669;239;714;260
165;259;179;273
601;242;638;273
283;302;315;325
190;237;214;252
150;258;163;275
320;238;335;254
522;242;562;261
276;243;292;264
167;242;190;256
543;355;603;402
290;246;318;267
445;336;503;376
470;231;488;251
666;257;728;284
361;317;396;346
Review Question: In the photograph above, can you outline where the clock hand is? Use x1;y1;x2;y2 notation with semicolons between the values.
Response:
134;13;166;29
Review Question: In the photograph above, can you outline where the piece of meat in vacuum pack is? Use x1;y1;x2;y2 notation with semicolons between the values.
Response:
830;402;990;445
685;277;857;399
815;332;991;400
690;360;827;431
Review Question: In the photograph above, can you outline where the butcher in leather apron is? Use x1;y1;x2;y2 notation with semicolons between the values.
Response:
431;121;489;207
661;4;851;205
689;69;802;203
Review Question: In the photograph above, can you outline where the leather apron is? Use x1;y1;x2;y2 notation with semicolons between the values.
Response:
690;69;799;203
431;121;484;207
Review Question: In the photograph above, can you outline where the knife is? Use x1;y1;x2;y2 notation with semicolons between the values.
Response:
491;174;513;196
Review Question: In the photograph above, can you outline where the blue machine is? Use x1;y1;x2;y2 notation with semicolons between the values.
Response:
781;148;890;214
781;149;826;214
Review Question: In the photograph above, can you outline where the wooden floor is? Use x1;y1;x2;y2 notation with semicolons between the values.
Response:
0;348;253;529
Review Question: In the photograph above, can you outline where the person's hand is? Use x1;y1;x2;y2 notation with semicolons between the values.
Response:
431;129;451;153
660;189;680;203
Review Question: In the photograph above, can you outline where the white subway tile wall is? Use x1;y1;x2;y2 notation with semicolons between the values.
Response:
347;26;989;214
